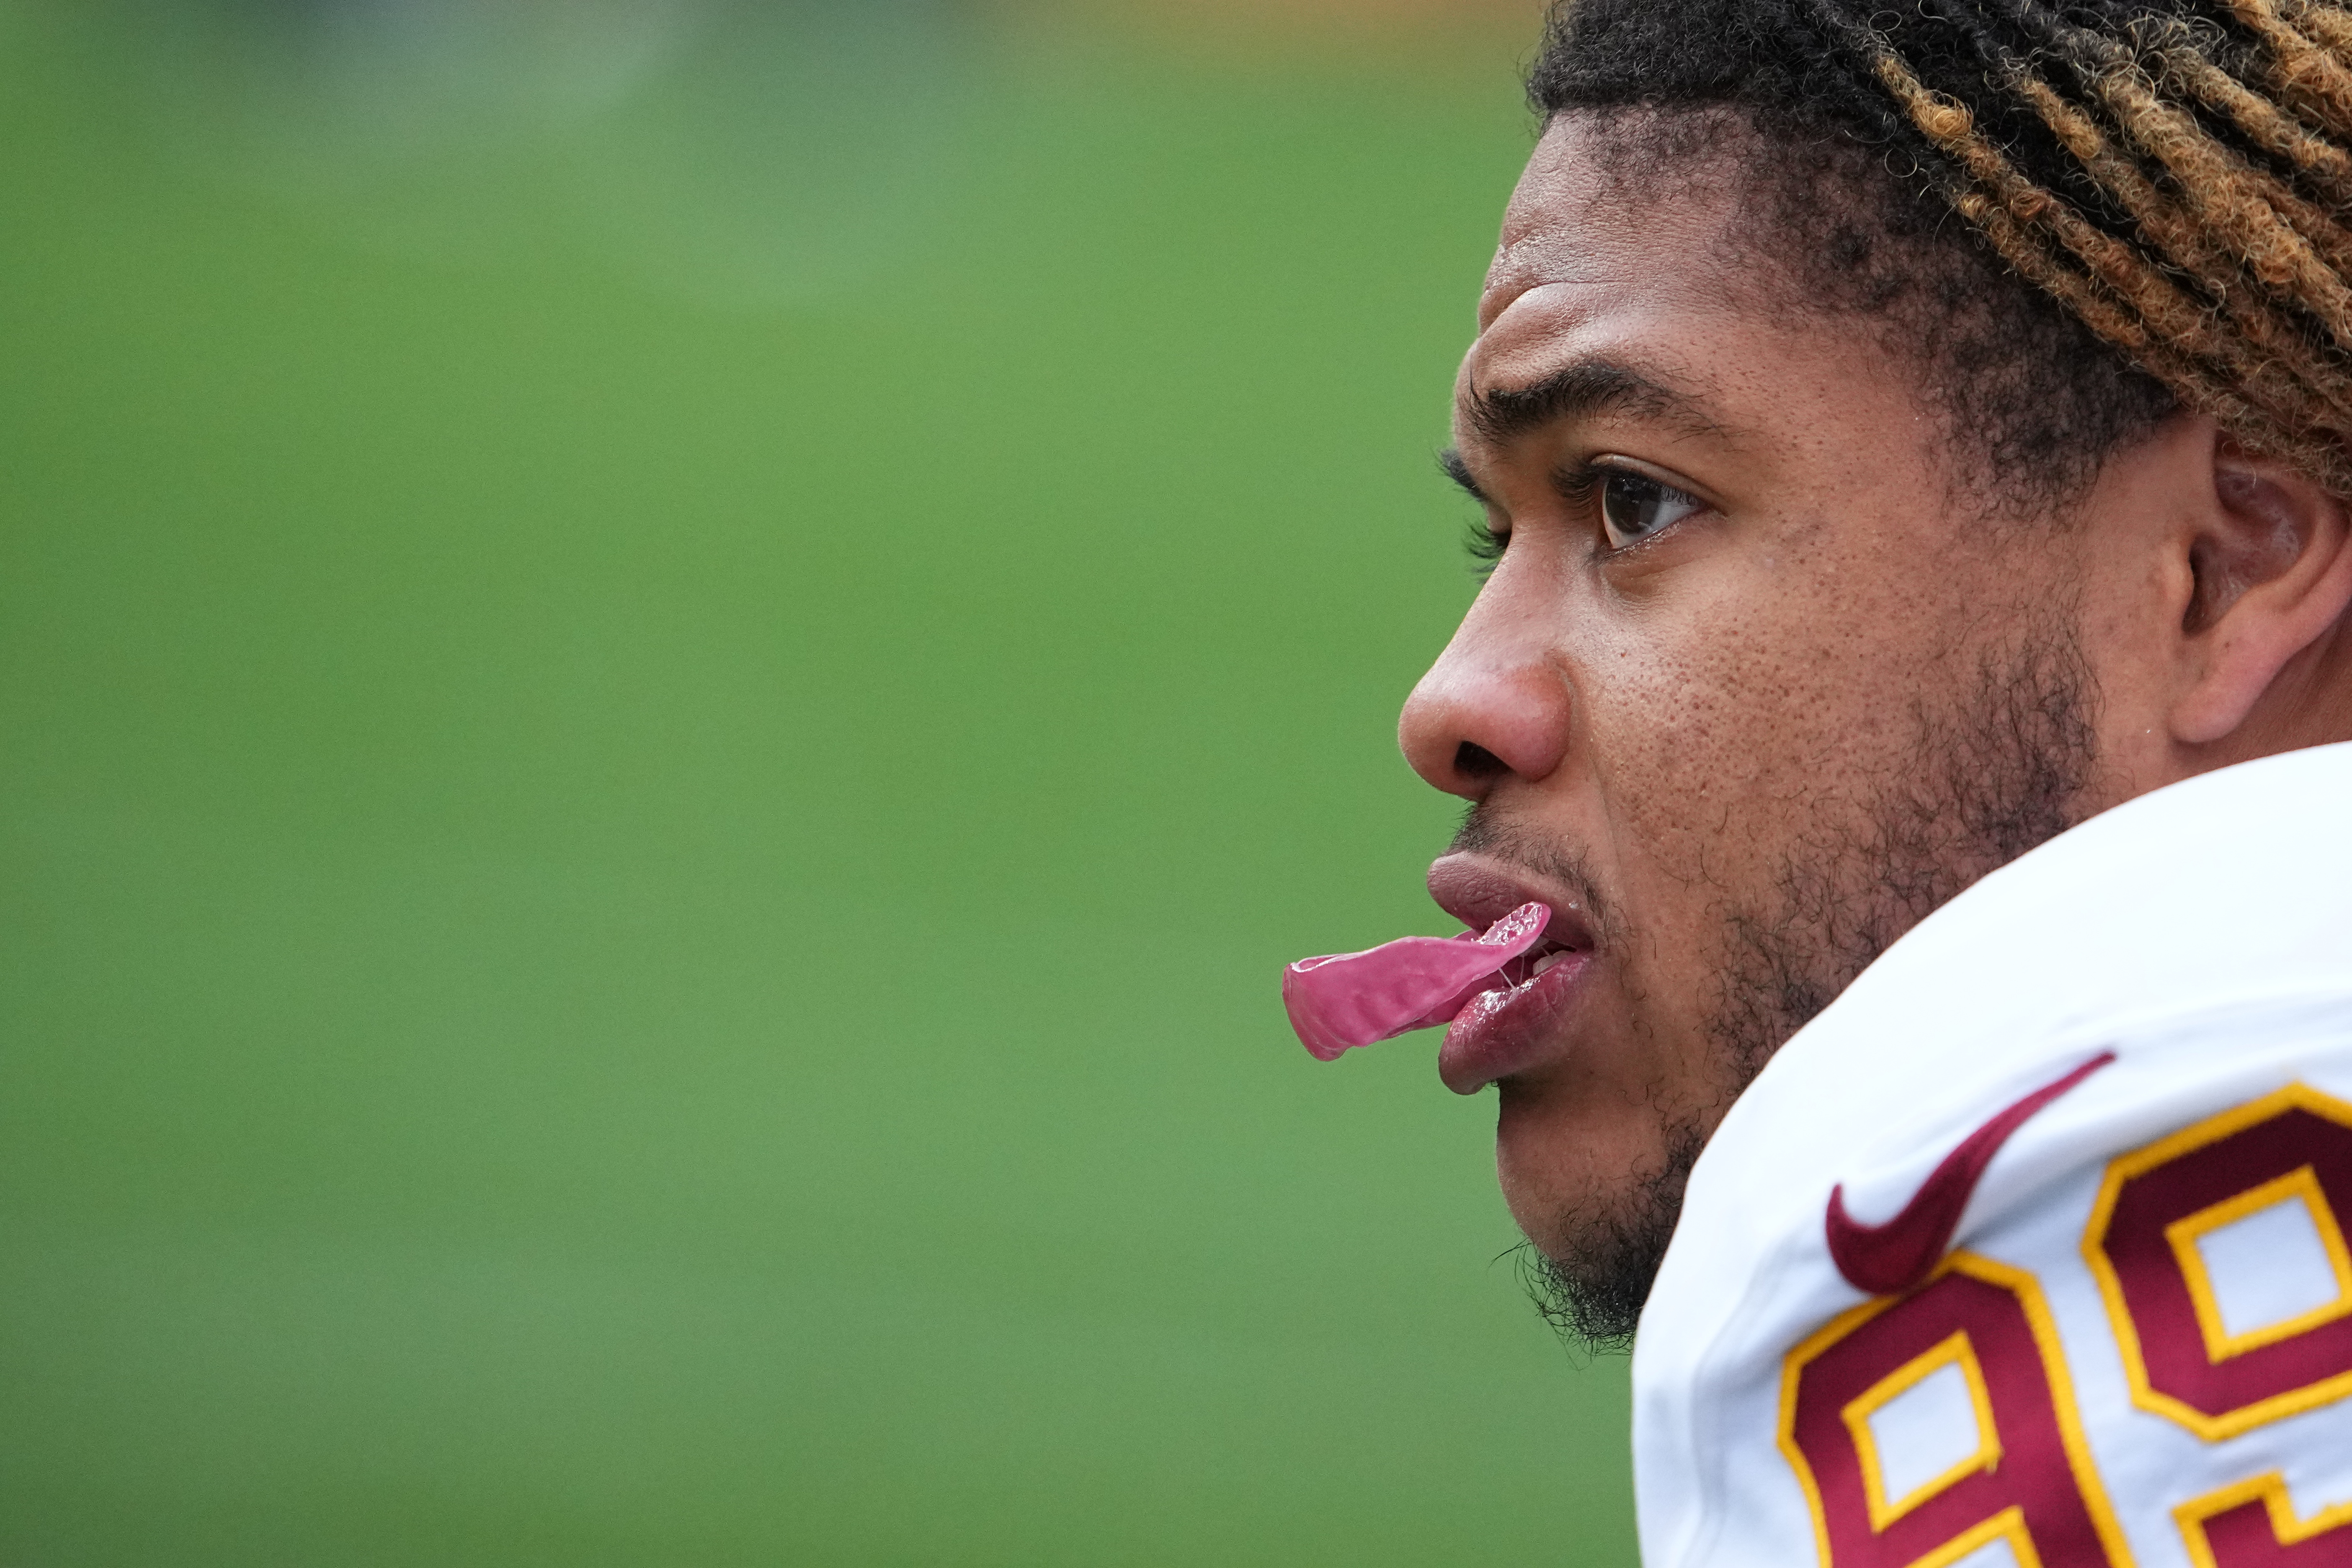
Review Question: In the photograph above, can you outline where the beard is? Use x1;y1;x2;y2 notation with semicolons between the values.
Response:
1485;618;2100;1353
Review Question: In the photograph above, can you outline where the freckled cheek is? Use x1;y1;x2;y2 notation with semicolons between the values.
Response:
1580;641;1779;797
1575;636;1845;879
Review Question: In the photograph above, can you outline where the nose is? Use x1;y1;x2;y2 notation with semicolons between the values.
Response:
1398;595;1573;799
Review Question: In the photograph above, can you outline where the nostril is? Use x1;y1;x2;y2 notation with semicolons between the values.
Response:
1454;741;1509;780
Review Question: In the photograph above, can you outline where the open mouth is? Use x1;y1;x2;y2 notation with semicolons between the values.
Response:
1436;922;1596;1094
1491;930;1583;989
1445;910;1589;1024
1279;889;1596;1064
1423;855;1604;1093
1277;846;1607;1074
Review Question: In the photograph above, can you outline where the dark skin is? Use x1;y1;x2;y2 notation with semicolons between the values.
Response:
1397;113;2352;1282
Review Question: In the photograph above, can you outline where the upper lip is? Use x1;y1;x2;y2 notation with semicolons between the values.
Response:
1427;852;1597;954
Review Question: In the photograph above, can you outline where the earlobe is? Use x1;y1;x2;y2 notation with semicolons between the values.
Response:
2171;442;2352;747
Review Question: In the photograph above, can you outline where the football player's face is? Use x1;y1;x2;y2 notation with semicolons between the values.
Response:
1400;116;2102;1315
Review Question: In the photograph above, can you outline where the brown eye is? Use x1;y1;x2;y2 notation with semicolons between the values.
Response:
1599;470;1702;549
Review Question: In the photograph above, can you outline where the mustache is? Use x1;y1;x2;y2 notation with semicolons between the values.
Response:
1447;802;1620;942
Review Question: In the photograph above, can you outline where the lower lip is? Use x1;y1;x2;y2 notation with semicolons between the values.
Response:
1436;952;1596;1095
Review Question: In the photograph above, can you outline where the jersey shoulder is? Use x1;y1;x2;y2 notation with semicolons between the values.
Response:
1639;1011;2352;1568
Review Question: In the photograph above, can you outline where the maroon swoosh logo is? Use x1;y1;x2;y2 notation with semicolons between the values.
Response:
1825;1050;2116;1296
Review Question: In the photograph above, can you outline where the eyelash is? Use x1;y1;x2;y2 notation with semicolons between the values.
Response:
1461;461;1701;574
1464;517;1507;576
1555;463;1602;511
1459;464;1604;576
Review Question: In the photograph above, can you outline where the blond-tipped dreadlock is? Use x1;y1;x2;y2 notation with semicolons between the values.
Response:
1529;0;2352;500
1809;0;2352;490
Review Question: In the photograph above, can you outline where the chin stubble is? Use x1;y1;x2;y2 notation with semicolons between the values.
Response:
1519;617;2100;1353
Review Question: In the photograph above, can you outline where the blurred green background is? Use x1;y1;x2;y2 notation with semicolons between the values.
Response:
0;1;1636;1560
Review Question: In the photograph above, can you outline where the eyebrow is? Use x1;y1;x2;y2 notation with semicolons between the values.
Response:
1459;358;1718;448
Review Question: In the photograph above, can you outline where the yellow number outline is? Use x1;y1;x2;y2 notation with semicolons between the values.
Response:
2174;1471;2352;1568
1777;1252;2133;1568
2082;1082;2352;1440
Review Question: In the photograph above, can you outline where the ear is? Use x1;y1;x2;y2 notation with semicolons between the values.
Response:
2171;434;2352;746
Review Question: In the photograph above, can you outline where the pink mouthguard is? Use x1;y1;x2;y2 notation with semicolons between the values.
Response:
1282;902;1550;1060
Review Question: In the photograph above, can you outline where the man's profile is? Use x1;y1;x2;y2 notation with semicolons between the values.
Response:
1284;0;2352;1557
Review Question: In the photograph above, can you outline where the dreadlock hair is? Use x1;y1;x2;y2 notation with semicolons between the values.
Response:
1529;0;2352;505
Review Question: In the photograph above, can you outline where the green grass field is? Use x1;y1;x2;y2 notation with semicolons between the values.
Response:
0;5;1638;1560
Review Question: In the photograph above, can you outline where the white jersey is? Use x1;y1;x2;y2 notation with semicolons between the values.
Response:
1634;742;2352;1568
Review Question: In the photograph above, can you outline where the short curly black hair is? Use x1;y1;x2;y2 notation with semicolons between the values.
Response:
1526;0;2181;511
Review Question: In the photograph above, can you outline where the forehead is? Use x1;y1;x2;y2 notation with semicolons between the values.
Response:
1456;113;1966;513
1459;114;1919;467
1462;116;1783;444
1478;116;1750;336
